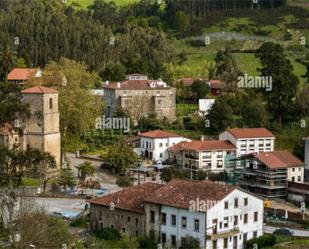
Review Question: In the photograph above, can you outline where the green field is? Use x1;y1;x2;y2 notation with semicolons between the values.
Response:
68;0;137;8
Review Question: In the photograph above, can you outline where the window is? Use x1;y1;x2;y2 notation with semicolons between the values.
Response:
127;216;131;222
234;215;238;226
135;218;138;225
292;167;295;172
217;151;223;158
161;213;166;225
49;98;53;109
157;100;162;106
224;217;228;228
224;201;229;209
160;153;163;158
234;198;238;208
219;222;222;229
159;143;163;147
171;235;176;246
213;240;217;249
244;198;248;206
243;233;247;245
244;214;248;224
122;227;125;232
298;176;301;182
292;176;295;182
161;233;166;244
181;217;187;229
171;215;176;226
253;231;258;238
299;167;302;172
203;151;211;159
194;219;200;231
254;212;258;222
217;161;223;168
150;211;155;223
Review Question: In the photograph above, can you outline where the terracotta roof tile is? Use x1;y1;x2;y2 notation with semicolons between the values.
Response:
139;130;181;138
89;182;163;213
145;179;235;210
253;150;304;169
182;140;236;151
209;80;225;89
168;141;189;153
21;86;58;94
227;128;275;138
7;68;37;81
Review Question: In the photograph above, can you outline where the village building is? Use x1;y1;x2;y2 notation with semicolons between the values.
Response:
234;150;304;199
103;74;176;121
139;130;191;162
0;86;61;171
168;139;236;172
219;128;275;157
7;68;42;85
89;179;264;249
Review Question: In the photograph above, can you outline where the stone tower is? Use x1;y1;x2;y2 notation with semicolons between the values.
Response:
21;86;61;170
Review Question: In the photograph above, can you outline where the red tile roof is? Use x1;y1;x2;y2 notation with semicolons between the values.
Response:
253;150;304;169
103;79;171;90
89;182;163;213
227;128;275;139
140;130;181;139
209;80;225;89
145;179;235;210
175;78;204;87
182;140;236;151
21;86;58;94
7;68;37;81
168;141;189;153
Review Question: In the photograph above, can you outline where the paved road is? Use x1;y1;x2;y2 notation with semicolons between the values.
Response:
33;197;86;213
264;225;309;237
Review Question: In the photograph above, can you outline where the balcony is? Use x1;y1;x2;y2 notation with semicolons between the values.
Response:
206;228;239;240
185;154;199;160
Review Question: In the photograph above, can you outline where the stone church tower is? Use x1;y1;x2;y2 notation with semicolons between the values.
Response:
21;86;61;170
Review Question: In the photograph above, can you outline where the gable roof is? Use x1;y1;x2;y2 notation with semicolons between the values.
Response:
21;86;58;94
227;128;275;139
181;140;236;151
168;141;189;153
140;130;181;139
89;182;163;214
145;178;235;210
7;68;37;81
253;150;304;169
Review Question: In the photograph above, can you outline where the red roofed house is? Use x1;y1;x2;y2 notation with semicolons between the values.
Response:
7;68;42;85
168;137;236;172
219;128;275;157
208;80;225;96
235;150;304;198
103;74;176;121
139;130;191;161
89;179;264;249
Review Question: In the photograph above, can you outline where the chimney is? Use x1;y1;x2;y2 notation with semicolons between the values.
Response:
200;135;205;141
117;82;121;88
105;80;109;85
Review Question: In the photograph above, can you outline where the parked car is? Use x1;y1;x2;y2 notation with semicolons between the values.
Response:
273;228;293;236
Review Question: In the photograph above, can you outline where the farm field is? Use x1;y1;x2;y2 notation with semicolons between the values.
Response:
68;0;137;8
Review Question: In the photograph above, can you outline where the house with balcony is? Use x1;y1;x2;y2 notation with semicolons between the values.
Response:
139;130;191;161
168;139;236;172
234;150;304;199
219;128;275;157
103;74;176;120
89;179;264;249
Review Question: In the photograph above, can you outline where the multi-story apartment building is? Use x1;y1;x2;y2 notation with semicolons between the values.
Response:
139;130;191;161
103;74;176;120
168;139;236;172
235;150;304;198
89;179;264;249
219;128;275;157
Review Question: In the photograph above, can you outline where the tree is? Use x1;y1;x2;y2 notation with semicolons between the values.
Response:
0;45;16;80
102;63;126;81
119;234;139;249
191;80;210;102
174;11;189;32
76;161;95;182
255;42;299;125
116;176;133;189
207;97;234;133
302;64;309;83
27;58;104;157
56;166;76;191
179;235;200;249
241;95;268;127
296;85;309;117
214;47;241;92
101;139;139;174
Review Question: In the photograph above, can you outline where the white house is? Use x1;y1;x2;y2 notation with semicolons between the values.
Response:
139;130;191;161
219;128;275;157
199;99;215;116
168;139;236;172
144;179;264;249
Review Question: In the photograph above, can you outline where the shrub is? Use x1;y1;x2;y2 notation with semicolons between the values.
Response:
246;234;276;248
137;236;157;249
97;227;121;240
